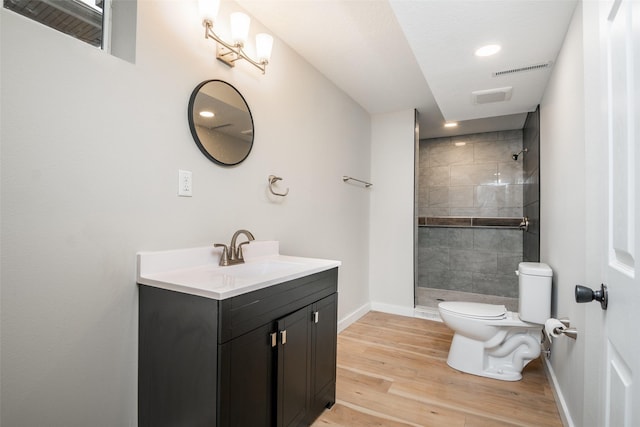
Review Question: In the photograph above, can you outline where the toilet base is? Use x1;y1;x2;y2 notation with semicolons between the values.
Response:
446;331;540;382
446;359;523;381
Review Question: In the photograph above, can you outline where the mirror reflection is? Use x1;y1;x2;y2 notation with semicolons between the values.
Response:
188;80;254;166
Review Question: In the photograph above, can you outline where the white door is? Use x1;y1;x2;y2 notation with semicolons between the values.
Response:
583;0;640;426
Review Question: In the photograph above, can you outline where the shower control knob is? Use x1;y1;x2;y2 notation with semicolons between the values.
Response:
575;284;608;310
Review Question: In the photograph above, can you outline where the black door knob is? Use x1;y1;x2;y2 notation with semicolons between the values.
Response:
575;284;608;310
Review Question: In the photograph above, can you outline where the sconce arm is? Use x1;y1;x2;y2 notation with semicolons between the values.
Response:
203;19;268;74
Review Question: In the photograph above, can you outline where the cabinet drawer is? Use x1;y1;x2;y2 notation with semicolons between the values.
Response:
217;268;338;343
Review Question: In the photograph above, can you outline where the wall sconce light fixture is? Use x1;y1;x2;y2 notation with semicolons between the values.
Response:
199;0;273;74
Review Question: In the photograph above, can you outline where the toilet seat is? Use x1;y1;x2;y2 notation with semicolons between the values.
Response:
438;301;507;320
438;301;537;328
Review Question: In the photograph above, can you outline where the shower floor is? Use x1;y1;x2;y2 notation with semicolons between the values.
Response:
415;287;518;312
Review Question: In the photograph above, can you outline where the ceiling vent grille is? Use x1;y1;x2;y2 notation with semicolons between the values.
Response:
472;87;513;105
493;61;553;77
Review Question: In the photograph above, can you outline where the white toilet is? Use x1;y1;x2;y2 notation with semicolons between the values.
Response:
438;262;552;381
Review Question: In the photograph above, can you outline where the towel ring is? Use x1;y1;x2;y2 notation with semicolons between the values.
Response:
268;175;289;197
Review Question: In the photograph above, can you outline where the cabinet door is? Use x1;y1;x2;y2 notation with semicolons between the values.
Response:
308;293;338;422
218;322;274;427
276;305;312;427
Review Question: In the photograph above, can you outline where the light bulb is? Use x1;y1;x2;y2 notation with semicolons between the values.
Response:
256;33;273;62
230;12;250;45
199;0;220;23
475;44;501;57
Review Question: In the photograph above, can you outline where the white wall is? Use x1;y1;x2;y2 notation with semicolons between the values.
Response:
0;2;371;425
539;3;586;426
369;110;416;315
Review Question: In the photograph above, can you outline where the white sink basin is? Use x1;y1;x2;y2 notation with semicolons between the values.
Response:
216;259;305;278
136;241;341;300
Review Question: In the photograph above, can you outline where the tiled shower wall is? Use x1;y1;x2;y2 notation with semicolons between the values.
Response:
417;130;525;298
523;108;541;262
418;227;524;297
418;130;524;217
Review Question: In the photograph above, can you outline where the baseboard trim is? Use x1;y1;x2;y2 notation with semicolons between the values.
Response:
370;302;415;318
542;356;574;427
337;302;371;333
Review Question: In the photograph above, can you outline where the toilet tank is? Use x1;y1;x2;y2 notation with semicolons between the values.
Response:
517;262;553;324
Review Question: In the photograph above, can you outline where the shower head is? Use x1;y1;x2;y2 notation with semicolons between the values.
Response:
512;148;528;161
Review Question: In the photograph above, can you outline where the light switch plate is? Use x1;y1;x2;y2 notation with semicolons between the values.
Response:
178;170;192;197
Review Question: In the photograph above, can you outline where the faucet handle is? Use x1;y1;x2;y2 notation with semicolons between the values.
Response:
237;241;251;261
214;243;229;266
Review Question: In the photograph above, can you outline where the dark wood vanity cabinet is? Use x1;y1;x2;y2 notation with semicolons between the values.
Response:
139;268;338;427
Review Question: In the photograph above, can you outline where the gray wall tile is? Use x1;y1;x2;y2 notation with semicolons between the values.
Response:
419;247;449;271
454;132;498;143
503;184;523;208
424;207;450;217
498;253;523;275
475;185;502;208
420;227;473;249
429;142;474;166
420;228;449;248
474;139;522;163
451;163;498;186
473;273;519;297
425;166;450;187
474;184;523;209
523;172;539;206
498;207;524;217
448;228;473;249
427;270;473;291
449;186;474;208
450;249;497;273
448;228;474;248
498;129;523;140
523;233;540;263
497;161;524;184
429;187;449;207
474;229;523;253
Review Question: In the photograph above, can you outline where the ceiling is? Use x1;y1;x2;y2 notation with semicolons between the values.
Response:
236;0;577;139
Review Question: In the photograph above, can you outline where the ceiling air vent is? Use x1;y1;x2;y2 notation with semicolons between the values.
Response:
472;87;513;105
493;61;553;77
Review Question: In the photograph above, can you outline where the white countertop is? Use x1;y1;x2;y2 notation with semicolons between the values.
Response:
136;241;341;300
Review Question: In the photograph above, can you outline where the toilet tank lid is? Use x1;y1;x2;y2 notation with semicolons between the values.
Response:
518;262;552;277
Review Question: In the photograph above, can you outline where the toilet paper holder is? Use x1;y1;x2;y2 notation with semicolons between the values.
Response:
541;319;578;359
554;319;578;340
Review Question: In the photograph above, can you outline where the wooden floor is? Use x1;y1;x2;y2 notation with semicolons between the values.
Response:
312;311;562;427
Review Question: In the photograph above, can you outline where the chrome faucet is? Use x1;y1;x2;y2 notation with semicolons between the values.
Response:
214;229;255;266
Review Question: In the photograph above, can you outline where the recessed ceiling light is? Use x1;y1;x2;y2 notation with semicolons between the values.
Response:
454;142;466;147
444;122;458;128
199;111;215;118
475;44;501;57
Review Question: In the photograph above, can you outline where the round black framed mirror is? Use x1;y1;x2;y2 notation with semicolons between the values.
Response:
188;80;254;166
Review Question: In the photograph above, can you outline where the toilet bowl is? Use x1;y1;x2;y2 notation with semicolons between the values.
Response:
438;262;553;381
